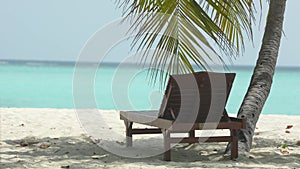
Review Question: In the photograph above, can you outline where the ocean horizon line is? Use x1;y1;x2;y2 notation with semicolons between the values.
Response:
1;59;300;70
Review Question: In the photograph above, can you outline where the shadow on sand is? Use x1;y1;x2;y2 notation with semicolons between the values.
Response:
1;135;300;168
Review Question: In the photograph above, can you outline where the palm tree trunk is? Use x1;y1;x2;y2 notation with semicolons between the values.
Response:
234;0;287;152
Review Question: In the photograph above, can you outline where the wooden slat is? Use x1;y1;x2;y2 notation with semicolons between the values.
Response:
170;121;244;130
120;111;173;129
170;136;231;143
121;111;244;131
132;128;162;134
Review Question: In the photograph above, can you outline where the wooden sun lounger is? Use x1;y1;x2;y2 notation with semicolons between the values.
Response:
120;72;246;161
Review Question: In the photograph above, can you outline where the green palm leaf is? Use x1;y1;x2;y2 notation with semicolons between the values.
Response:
115;0;256;83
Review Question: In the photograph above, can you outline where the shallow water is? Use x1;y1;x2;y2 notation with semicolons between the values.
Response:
0;60;299;115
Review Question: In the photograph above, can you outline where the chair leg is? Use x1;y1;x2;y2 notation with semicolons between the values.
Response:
124;121;133;147
231;129;238;160
162;129;171;161
188;130;195;145
189;130;195;138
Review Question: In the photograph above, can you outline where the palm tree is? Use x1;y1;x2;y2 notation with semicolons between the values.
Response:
116;0;287;152
235;0;287;151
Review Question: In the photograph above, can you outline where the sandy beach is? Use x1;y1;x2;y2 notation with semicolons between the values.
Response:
1;108;299;169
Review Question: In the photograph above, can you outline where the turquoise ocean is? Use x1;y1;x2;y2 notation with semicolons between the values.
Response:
1;60;299;115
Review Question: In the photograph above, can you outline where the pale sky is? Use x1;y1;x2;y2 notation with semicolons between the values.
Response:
0;0;299;67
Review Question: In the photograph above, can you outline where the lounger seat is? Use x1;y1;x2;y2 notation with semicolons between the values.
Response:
120;72;246;161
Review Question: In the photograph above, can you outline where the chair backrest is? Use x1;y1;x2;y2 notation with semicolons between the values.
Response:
158;72;235;123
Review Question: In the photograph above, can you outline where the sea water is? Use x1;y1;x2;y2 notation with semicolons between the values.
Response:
0;60;299;115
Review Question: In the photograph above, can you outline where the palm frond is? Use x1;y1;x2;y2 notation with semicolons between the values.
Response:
115;0;255;84
199;0;255;55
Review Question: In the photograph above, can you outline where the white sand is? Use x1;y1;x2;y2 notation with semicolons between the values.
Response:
1;108;299;169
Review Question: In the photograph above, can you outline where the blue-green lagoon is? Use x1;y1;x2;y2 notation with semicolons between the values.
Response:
0;60;299;115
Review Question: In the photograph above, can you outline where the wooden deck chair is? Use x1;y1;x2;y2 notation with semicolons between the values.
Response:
120;72;246;161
